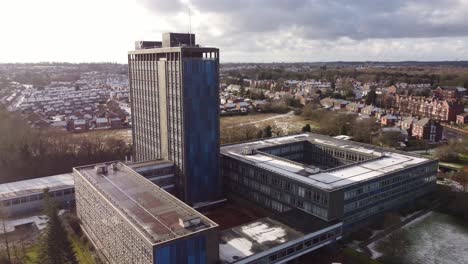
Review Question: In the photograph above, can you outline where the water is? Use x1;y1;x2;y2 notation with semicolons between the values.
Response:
401;211;468;264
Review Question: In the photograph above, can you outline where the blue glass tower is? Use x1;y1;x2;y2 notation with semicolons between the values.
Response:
128;33;221;205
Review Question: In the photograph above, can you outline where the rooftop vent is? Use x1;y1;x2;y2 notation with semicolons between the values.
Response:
305;166;320;174
242;147;255;155
179;216;201;228
95;164;108;175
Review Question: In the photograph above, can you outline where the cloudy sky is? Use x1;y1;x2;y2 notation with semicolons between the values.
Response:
1;0;467;63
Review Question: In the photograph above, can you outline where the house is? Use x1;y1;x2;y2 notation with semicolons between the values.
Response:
387;85;398;94
95;117;109;128
346;103;365;113
400;116;418;137
361;105;381;116
224;103;237;111
73;119;88;131
394;95;464;122
110;117;122;129
50;120;68;130
381;114;398;127
456;112;468;125
252;100;269;111
412;118;443;142
432;86;466;100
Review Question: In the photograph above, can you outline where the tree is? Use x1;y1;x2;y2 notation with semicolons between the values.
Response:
0;211;12;264
376;131;404;148
239;125;259;141
365;89;377;105
262;125;273;138
301;103;321;121
350;118;379;143
377;230;412;264
37;189;78;264
302;124;312;132
452;171;468;192
434;145;459;163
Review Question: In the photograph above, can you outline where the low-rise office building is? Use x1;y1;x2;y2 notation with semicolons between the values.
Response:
0;173;75;216
221;133;437;232
74;162;219;264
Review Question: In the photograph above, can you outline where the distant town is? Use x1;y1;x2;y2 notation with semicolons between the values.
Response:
0;59;467;264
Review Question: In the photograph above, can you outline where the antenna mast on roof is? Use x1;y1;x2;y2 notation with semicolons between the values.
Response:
188;6;192;46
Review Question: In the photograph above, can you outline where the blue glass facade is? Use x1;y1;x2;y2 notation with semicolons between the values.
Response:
182;59;222;204
155;236;207;264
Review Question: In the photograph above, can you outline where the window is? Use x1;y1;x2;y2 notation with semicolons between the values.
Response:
269;255;277;261
295;244;303;251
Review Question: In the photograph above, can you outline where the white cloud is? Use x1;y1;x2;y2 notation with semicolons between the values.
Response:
0;0;467;63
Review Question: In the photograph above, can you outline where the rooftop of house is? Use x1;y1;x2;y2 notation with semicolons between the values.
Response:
221;133;431;191
414;117;431;127
74;162;217;246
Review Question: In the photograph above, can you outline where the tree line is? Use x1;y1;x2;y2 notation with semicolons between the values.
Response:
0;107;131;183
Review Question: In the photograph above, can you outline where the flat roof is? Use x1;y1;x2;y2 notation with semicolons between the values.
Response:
221;133;432;191
219;213;342;264
219;218;304;263
0;173;74;200
127;159;174;170
74;162;217;245
128;46;219;55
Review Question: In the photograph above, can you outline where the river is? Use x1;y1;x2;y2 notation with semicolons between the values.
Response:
377;211;468;264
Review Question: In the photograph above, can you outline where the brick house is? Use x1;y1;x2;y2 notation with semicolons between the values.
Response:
381;114;398;127
456;112;468;125
394;95;464;122
412;118;443;142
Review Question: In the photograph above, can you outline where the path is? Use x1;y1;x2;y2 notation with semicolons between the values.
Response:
224;111;294;128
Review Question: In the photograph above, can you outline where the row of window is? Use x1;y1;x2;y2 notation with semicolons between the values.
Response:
344;175;436;213
249;227;342;264
0;188;74;207
306;144;371;163
344;184;433;224
227;174;329;219
344;163;437;200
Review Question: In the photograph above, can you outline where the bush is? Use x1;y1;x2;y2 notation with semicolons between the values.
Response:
268;102;290;114
349;228;373;241
434;145;460;163
343;247;382;264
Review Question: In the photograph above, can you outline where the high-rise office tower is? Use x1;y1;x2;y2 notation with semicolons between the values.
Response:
128;33;221;205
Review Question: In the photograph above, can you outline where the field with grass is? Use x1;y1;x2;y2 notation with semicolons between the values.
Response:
70;128;132;144
221;112;316;134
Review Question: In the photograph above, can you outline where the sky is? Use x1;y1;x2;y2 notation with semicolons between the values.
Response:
0;0;468;63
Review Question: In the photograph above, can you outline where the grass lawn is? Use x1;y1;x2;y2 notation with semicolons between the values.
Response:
70;233;96;264
439;162;465;171
24;245;40;264
24;234;96;264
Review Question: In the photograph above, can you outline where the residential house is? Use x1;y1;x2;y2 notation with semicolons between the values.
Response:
73;119;88;131
412;118;443;142
110;117;122;129
95;117;109;128
400;116;418;137
381;114;398;127
394;95;464;122
456;112;468;125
